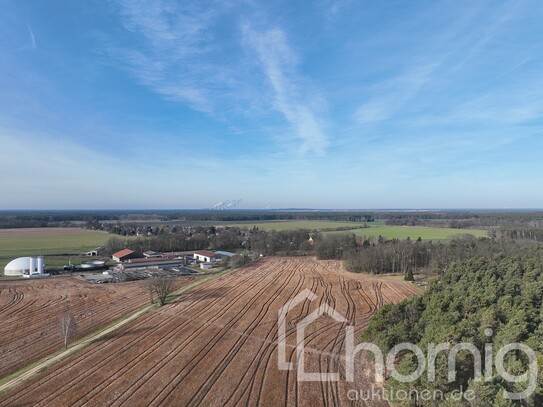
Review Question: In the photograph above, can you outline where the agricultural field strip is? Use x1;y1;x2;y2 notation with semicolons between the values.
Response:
7;260;416;406
4;262;306;404
0;277;196;378
0;303;154;396
1;262;281;406
0;227;113;270
0;228;110;253
0;258;418;407
324;225;488;240
0;273;224;396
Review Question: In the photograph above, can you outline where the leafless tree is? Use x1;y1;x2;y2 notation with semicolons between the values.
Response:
59;313;77;348
147;277;174;306
146;279;155;304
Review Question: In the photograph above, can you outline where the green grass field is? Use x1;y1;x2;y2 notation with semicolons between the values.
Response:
324;225;488;240
222;220;487;240
224;220;369;231
0;228;112;271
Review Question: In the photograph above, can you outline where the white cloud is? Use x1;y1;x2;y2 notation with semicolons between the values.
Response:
352;1;523;126
242;25;328;155
27;25;35;49
354;63;437;124
109;1;330;155
112;0;221;113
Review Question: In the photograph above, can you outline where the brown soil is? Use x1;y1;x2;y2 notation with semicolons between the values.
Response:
0;258;419;407
0;276;196;377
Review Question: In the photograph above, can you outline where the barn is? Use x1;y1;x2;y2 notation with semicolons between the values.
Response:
112;249;141;263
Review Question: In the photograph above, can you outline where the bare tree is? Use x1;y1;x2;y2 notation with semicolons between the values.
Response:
147;277;174;306
59;313;77;348
146;279;155;304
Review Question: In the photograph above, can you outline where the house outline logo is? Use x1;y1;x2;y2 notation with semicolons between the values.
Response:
277;288;348;381
277;290;538;401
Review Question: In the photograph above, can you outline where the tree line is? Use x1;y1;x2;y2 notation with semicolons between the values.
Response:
361;248;543;406
2;210;542;230
315;233;541;275
103;222;540;279
103;227;315;256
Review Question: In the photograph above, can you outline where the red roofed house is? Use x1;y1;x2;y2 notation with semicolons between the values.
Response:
112;249;141;263
193;250;219;263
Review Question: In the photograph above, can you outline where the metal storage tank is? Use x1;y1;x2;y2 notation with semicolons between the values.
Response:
29;257;36;274
36;256;45;274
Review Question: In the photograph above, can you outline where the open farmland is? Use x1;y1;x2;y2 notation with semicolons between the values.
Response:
0;228;113;270
223;220;487;240
0;276;197;378
224;220;369;231
0;257;419;407
325;225;488;240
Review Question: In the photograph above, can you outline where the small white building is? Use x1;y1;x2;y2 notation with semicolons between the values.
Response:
200;262;213;270
193;250;219;263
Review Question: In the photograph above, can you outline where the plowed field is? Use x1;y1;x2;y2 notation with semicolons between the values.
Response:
0;276;196;378
0;258;419;406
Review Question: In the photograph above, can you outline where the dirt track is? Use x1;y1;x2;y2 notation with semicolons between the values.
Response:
0;258;419;407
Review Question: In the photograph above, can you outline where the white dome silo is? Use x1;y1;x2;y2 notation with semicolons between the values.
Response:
4;257;33;276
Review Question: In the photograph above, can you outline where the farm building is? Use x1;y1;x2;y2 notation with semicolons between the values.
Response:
200;262;213;270
214;251;236;260
143;250;163;258
115;257;184;271
86;246;105;256
193;250;219;263
112;249;141;263
86;247;105;256
4;257;46;276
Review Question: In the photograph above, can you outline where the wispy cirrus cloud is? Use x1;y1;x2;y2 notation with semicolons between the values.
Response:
354;63;438;124
111;0;224;113
242;25;328;155
16;24;36;51
110;0;329;155
27;25;35;49
352;0;524;126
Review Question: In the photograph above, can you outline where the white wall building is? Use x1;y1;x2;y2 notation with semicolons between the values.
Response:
193;250;219;263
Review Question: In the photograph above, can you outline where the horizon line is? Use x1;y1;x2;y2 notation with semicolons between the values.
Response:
1;208;543;212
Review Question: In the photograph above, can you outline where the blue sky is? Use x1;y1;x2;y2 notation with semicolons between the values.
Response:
1;0;542;209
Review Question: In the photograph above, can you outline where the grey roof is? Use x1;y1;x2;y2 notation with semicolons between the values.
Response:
214;251;236;257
